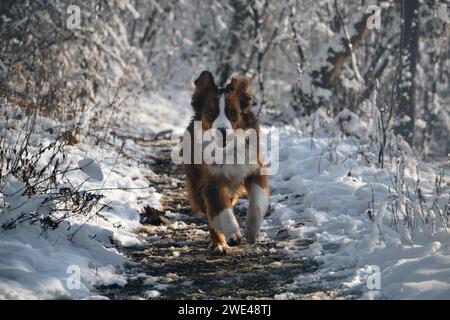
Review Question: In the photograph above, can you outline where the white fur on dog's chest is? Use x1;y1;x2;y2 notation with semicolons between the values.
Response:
207;163;259;182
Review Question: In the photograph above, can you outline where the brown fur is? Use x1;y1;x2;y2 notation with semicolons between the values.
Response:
182;71;270;252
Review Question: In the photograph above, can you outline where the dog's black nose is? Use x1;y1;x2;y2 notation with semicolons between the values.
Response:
217;127;227;147
218;127;227;138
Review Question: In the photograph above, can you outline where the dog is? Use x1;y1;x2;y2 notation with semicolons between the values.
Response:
181;70;269;253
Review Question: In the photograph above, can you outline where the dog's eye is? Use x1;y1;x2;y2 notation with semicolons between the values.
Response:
229;110;237;118
207;110;215;118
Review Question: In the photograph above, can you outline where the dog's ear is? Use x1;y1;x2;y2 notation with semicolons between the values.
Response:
230;76;252;111
192;71;217;114
194;70;216;92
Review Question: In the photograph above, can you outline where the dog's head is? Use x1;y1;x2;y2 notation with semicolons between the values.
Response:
191;71;253;135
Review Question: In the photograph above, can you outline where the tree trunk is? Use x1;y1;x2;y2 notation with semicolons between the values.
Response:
217;0;250;86
299;11;372;114
395;0;419;145
311;13;371;90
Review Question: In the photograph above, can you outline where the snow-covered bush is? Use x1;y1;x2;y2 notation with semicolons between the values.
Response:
304;83;449;244
364;156;449;251
0;0;145;116
0;0;145;234
0;98;105;233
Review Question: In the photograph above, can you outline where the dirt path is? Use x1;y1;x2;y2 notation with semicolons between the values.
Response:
95;138;339;299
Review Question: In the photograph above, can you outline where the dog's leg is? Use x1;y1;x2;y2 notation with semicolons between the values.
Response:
184;165;205;215
245;174;269;244
205;185;241;253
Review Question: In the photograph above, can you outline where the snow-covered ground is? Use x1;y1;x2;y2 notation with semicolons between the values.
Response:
0;91;191;299
267;127;450;299
1;91;449;299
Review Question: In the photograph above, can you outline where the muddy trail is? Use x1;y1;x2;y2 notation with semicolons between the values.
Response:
95;138;339;300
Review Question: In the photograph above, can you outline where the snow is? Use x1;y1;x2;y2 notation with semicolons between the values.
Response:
0;91;190;299
1;89;449;299
78;157;104;182
267;126;450;299
144;289;161;299
0;222;125;299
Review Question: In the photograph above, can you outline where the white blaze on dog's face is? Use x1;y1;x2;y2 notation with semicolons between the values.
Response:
201;91;241;139
212;94;232;131
191;71;253;148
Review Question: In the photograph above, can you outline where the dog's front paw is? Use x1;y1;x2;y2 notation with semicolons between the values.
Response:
210;243;231;255
212;209;242;246
245;204;266;244
227;233;242;247
246;230;259;244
